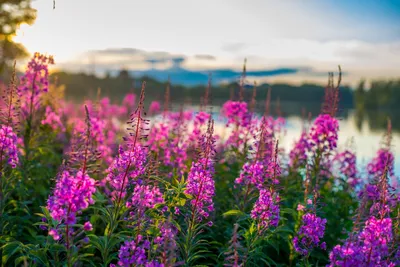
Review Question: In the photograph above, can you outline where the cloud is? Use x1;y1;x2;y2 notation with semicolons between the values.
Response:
84;48;189;68
194;54;216;60
56;47;354;86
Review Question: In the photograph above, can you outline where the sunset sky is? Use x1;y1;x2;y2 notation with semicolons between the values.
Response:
14;0;400;86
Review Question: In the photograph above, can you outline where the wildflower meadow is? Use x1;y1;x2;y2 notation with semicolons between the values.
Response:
0;53;399;267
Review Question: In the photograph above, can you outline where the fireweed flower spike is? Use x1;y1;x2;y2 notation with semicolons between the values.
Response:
329;122;398;266
47;106;98;267
222;60;251;151
106;82;149;207
329;172;397;266
41;106;66;132
367;121;395;183
19;53;54;119
181;117;216;265
308;67;341;157
164;107;191;176
335;149;360;188
0;64;20;230
249;141;281;232
0;63;20;170
236;108;281;212
185;118;216;222
293;212;327;256
293;190;327;256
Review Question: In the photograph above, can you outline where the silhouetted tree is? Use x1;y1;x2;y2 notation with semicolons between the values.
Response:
0;0;36;75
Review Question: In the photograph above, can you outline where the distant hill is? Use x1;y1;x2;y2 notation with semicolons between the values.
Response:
49;71;354;118
119;66;300;86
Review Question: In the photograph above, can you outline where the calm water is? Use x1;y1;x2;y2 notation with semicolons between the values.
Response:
173;104;400;177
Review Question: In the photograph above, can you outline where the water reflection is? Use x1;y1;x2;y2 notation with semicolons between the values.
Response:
169;102;400;176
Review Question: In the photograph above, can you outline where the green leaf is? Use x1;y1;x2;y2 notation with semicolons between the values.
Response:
223;210;245;217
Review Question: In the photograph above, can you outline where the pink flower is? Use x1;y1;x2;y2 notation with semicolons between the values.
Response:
83;221;93;231
148;101;161;115
126;185;164;212
49;229;60;241
308;114;339;154
19;53;54;118
0;125;19;168
106;145;147;201
41;106;65;132
47;170;96;225
297;204;305;211
251;189;280;228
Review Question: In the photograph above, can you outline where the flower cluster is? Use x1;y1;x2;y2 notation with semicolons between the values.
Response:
115;236;162;267
148;122;169;156
47;170;96;225
0;125;19;168
367;148;394;181
328;216;394;266
122;93;136;109
222;101;250;127
251;189;280;229
41;106;65;132
149;101;161;115
335;150;359;187
235;161;264;188
73;114;114;163
293;213;327;255
289;131;309;168
308;114;339;154
126;185;164;211
235;159;280;189
106;145;147;201
188;111;211;146
185;158;215;220
19;53;54;117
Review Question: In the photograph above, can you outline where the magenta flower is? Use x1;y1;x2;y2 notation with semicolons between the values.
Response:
293;213;327;255
251;189;280;229
235;161;264;187
19;53;54;118
126;185;164;211
367;149;394;181
253;116;276;161
188;111;211;146
185;158;215;220
73;114;114;163
148;122;169;156
106;145;147;201
0;125;19;168
222;100;250;127
148;101;161;115
117;238;151;266
335;150;359;187
48;229;60;241
358;216;393;265
308;114;339;154
47;170;96;225
83;221;93;231
41;106;65;132
122;93;136;109
235;159;280;188
328;216;394;267
289;131;309;168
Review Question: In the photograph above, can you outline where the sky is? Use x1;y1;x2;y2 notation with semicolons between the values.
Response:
14;0;400;86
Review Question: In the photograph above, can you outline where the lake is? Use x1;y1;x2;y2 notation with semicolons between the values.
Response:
169;103;400;177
